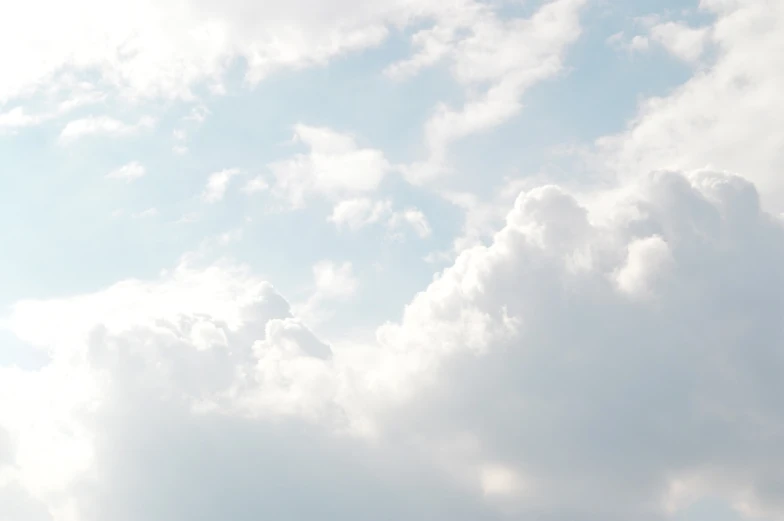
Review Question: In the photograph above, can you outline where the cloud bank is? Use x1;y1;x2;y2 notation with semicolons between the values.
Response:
3;168;784;520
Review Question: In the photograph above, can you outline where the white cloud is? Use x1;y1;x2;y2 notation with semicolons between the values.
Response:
58;115;155;144
367;169;784;520
106;161;146;182
171;105;210;156
598;0;784;211
242;176;269;194
0;0;494;105
312;260;358;301
0;83;106;134
202;168;242;203
0;107;43;131
425;178;533;264
3;2;784;520
293;260;359;326
649;22;711;63
4;169;784;520
271;125;390;207
389;208;432;238
383;25;457;81
392;0;587;183
184;104;210;124
329;198;392;231
607;31;650;53
609;20;711;62
329;198;431;239
614;235;673;298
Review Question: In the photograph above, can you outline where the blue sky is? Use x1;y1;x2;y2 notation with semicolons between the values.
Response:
0;0;696;311
1;0;784;520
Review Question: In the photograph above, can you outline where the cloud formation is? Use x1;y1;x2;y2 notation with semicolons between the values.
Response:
396;0;586;183
4;168;784;520
329;198;432;239
0;0;546;106
599;0;784;210
203;168;243;203
2;2;783;521
270;125;391;207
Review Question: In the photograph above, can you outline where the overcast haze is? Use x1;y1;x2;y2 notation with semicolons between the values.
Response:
2;1;784;520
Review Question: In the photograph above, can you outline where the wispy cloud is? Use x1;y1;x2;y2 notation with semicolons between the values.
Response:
58;115;155;145
106;161;146;183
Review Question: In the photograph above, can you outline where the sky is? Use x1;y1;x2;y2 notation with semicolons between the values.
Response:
1;0;784;520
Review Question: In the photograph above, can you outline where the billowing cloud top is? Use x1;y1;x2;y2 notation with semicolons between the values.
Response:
1;1;784;521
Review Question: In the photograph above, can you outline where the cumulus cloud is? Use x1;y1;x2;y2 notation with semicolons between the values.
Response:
329;198;432;239
271;125;390;207
1;2;782;521
598;0;784;211
0;0;511;106
3;168;784;520
329;198;393;231
0;257;496;520
202;168;242;203
648;22;711;63
368;169;784;520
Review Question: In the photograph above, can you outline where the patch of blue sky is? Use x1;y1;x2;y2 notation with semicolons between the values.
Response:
146;40;464;323
200;31;463;164
0;119;191;306
210;176;461;333
443;0;710;197
0;0;717;326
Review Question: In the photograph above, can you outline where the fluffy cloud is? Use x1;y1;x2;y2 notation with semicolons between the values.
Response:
270;125;391;207
598;0;784;211
388;208;432;238
648;22;711;63
3;168;784;520
329;198;431;238
293;260;360;326
0;258;494;520
311;260;359;301
368;169;784;520
329;198;393;231
202;168;242;203
0;0;509;106
105;161;146;182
